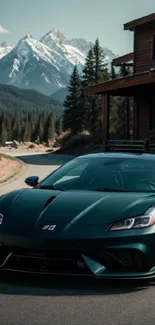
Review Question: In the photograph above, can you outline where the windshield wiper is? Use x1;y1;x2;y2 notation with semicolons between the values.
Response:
92;188;131;192
40;185;64;191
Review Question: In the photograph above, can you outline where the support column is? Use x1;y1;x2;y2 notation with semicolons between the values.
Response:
102;92;110;143
133;97;138;139
126;97;130;139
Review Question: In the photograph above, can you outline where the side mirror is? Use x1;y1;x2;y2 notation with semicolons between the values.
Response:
25;176;39;187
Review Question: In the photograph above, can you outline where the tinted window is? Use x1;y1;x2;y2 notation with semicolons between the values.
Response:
40;157;155;192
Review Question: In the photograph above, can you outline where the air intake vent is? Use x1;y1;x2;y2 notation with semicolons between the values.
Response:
43;196;56;210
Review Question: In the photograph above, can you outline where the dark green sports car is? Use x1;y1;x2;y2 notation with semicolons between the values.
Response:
1;152;155;279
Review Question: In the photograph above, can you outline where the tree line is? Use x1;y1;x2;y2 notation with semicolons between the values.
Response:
0;85;63;146
0;111;63;146
62;38;132;141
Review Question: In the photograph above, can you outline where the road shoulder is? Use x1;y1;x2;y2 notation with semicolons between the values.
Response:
0;153;26;187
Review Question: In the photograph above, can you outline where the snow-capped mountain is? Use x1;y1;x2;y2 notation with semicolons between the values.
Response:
68;38;116;62
0;30;116;96
0;34;86;95
68;38;94;56
40;29;85;71
0;42;13;59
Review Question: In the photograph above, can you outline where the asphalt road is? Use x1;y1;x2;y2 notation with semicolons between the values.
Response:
0;151;155;325
0;151;73;195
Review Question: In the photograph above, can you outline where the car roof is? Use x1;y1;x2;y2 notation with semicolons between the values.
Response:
77;152;155;160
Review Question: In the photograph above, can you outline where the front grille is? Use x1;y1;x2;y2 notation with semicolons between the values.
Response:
97;250;146;272
4;248;92;275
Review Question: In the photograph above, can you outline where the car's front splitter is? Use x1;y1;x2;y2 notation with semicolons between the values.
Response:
81;254;155;280
2;266;155;280
1;249;155;280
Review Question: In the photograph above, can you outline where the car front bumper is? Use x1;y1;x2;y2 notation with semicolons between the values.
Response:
0;228;155;279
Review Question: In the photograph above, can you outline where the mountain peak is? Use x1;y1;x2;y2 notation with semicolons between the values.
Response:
40;29;67;46
50;29;64;37
24;34;31;40
22;34;33;41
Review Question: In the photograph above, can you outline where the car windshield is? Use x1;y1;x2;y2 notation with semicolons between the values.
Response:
39;157;155;192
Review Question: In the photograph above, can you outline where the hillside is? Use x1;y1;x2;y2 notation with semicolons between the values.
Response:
52;87;68;102
0;84;64;116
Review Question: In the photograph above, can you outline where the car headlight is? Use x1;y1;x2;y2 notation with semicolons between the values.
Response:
109;207;155;231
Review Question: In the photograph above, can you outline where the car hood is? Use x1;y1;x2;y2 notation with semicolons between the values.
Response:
0;188;155;238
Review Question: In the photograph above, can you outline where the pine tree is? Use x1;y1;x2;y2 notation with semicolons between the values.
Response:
23;121;31;142
88;39;109;135
12;115;21;142
82;47;95;86
47;114;56;143
78;88;91;131
33;115;44;143
79;39;111;136
55;117;63;136
93;38;109;83
80;49;95;131
43;114;56;144
63;65;82;134
29;114;38;141
6;115;12;141
0;113;7;145
43;116;49;143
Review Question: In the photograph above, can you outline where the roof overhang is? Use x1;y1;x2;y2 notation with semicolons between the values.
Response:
112;52;134;66
124;13;155;31
84;70;155;96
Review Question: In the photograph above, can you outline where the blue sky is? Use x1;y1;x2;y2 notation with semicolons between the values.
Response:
0;0;155;55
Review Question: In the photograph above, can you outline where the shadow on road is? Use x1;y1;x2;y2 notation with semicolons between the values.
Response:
0;272;152;296
15;153;74;166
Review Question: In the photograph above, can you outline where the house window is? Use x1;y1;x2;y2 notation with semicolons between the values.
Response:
150;100;155;129
152;35;155;60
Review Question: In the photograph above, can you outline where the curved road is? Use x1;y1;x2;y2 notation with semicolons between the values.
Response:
0;151;73;195
0;151;155;325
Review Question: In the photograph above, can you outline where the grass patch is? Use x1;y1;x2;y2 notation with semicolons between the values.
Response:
0;153;23;184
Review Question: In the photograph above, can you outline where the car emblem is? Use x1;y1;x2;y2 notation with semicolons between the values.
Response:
42;225;56;230
0;214;4;225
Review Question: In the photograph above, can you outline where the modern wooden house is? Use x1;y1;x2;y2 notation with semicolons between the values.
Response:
85;13;155;141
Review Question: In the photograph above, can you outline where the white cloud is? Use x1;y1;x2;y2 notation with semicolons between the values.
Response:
0;25;9;34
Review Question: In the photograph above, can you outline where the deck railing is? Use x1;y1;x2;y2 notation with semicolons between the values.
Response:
103;138;155;153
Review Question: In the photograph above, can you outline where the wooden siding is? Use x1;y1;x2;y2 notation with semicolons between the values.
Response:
134;23;155;73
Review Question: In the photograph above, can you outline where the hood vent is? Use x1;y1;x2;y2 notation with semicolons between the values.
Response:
43;196;56;211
